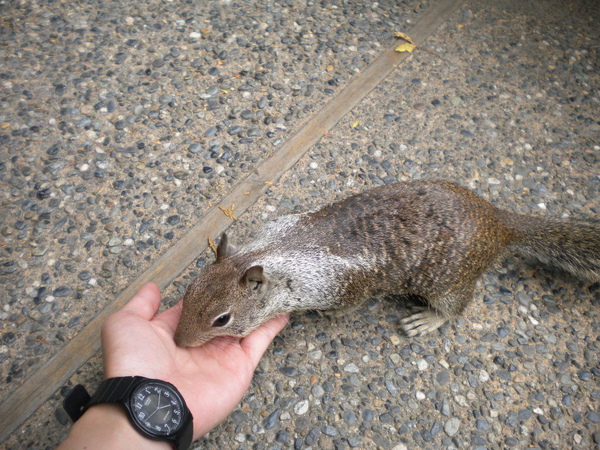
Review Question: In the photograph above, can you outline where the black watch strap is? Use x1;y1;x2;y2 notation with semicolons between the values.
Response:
86;376;143;409
63;376;143;422
63;384;91;422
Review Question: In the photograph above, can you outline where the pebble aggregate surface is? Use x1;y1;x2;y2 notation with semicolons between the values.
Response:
1;0;599;448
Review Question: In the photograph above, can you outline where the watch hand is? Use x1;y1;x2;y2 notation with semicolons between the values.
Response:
145;408;159;421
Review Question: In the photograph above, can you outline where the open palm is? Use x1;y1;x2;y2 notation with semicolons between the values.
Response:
101;282;289;440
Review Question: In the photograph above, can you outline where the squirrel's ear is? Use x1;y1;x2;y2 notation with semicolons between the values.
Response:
243;265;265;291
216;233;237;261
216;233;228;261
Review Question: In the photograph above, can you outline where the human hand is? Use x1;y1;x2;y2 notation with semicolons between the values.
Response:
100;282;289;440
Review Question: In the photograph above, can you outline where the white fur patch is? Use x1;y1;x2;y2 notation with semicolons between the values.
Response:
252;249;377;312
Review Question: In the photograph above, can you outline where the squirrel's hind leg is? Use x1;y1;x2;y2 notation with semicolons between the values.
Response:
400;308;448;336
400;287;474;337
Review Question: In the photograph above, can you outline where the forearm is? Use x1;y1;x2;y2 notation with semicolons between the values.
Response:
58;404;171;450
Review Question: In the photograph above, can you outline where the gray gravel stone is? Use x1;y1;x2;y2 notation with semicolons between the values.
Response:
52;287;72;298
263;409;280;430
343;363;359;373
323;425;338;437
444;418;460;437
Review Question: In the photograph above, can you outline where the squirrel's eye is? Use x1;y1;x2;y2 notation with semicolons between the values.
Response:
212;313;231;327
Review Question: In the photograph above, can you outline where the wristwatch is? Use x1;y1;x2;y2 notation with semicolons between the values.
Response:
63;376;193;449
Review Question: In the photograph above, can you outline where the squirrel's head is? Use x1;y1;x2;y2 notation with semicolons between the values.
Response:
174;234;273;347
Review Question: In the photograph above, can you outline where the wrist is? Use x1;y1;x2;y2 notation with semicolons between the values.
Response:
59;403;171;450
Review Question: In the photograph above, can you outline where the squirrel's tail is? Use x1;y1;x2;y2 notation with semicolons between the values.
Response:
503;212;600;282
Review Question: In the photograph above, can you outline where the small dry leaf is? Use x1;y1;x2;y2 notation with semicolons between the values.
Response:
352;120;360;128
208;237;218;255
395;32;415;44
219;204;237;220
395;42;416;53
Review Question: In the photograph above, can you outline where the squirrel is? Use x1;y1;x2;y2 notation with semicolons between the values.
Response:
174;179;600;347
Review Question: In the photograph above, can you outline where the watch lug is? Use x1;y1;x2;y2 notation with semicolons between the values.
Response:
63;385;92;422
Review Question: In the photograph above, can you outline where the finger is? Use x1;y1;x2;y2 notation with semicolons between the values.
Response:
118;282;162;320
152;301;183;336
240;314;289;365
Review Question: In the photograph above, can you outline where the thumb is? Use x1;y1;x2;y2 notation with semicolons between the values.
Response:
118;282;162;320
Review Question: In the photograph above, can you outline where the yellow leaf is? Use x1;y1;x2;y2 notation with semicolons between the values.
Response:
218;204;237;220
395;32;414;44
395;42;416;53
352;121;360;128
208;237;218;255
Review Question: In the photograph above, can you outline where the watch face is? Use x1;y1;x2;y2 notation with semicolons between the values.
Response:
130;381;186;436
